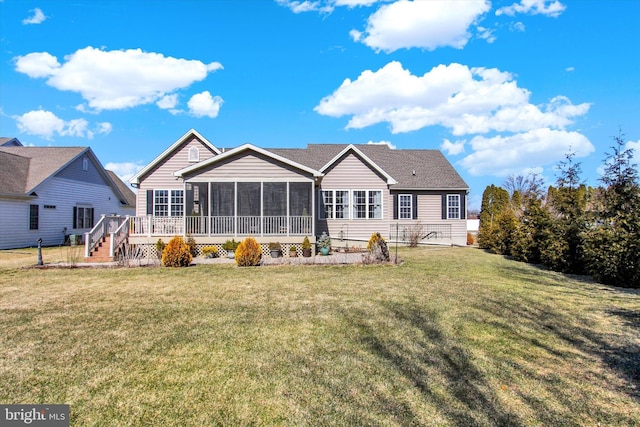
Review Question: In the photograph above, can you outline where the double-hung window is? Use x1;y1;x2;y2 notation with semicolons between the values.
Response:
399;194;412;219
321;190;349;219
29;204;39;230
154;190;184;216
321;189;381;219
74;206;94;229
353;190;382;219
447;194;461;219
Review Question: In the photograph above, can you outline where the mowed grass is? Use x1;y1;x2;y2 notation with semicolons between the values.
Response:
0;247;638;426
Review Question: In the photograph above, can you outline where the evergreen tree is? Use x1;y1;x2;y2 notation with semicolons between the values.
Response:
543;153;588;274
478;184;511;253
584;132;640;288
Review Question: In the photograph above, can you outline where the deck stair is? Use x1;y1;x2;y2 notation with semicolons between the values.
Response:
85;237;114;262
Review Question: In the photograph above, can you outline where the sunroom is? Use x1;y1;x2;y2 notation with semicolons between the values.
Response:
129;144;321;240
130;180;314;237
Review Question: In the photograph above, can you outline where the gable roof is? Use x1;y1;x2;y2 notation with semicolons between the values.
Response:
0;146;88;195
106;170;137;207
129;128;221;185
269;144;468;190
0;146;135;205
0;137;23;147
174;143;323;178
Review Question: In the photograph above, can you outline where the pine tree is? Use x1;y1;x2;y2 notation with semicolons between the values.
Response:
543;153;588;274
584;132;640;288
478;184;511;253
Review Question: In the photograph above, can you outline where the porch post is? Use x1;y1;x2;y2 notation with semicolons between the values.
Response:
147;215;152;238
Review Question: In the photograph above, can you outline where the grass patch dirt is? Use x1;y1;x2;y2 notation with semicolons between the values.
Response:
1;246;638;426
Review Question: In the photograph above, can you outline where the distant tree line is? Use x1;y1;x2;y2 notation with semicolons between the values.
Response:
478;132;640;288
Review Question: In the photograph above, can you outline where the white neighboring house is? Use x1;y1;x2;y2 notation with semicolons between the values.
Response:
0;138;136;249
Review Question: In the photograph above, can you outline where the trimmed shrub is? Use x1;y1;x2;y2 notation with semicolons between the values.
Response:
162;236;193;267
235;237;262;267
467;232;475;246
185;235;198;257
366;232;390;263
202;246;219;258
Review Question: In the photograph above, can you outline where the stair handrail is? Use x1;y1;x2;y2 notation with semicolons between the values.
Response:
110;216;130;257
85;215;108;258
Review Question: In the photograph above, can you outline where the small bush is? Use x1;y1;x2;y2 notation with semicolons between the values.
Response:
302;236;311;250
406;222;424;247
156;239;166;259
185;235;198;257
222;239;239;251
162;236;193;267
235;237;262;267
202;246;219;258
467;232;475;246
366;232;390;263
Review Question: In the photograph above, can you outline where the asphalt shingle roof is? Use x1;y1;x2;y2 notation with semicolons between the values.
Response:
268;144;468;190
0;146;88;196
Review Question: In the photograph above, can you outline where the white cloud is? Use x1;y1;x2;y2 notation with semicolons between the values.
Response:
367;140;396;149
187;91;224;118
277;0;378;13
627;139;640;164
276;0;334;13
496;0;566;17
22;8;46;25
14;109;112;140
13;47;223;112
156;94;179;109
459;128;594;176
511;21;526;32
351;0;490;52
105;161;145;184
441;139;466;156
14;52;60;78
565;66;575;72
477;26;497;43
315;61;590;135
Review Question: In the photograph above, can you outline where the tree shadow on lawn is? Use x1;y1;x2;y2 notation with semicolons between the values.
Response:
472;266;639;424
347;304;523;427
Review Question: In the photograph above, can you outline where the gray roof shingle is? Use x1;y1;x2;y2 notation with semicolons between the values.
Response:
0;146;87;195
268;144;468;190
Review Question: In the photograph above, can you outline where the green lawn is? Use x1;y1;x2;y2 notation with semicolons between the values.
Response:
1;246;638;426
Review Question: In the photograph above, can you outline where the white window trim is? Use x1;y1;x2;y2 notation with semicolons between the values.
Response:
398;194;413;220
320;189;383;220
154;189;184;217
188;146;200;162
447;194;461;220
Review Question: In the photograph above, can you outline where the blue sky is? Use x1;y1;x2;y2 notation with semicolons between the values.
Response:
1;0;638;209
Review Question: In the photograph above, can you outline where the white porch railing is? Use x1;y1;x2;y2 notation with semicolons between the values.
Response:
130;215;312;237
85;215;128;257
110;217;130;257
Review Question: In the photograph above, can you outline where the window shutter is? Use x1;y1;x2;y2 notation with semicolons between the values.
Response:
412;194;418;219
442;195;447;220
461;194;466;219
146;190;153;215
91;208;95;227
73;207;77;228
392;193;398;220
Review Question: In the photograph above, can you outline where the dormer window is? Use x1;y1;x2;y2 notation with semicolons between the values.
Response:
188;146;200;162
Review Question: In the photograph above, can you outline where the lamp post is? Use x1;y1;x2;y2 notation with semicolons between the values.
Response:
37;238;43;266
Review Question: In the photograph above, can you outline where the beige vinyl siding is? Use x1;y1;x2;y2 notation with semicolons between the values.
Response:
319;152;391;242
136;137;218;216
184;152;312;181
